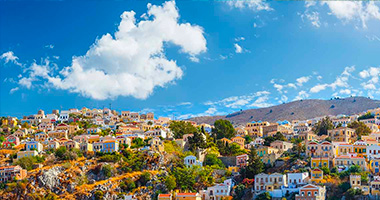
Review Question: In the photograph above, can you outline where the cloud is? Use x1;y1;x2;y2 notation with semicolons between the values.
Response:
1;51;22;66
45;44;54;49
17;58;56;89
321;1;380;28
296;76;311;86
299;2;321;28
205;90;270;109
271;76;308;93
234;43;243;53
310;66;355;93
9;87;19;94
15;1;207;100
310;83;329;93
249;94;273;108
226;0;273;12
294;90;310;100
359;67;380;90
280;95;288;102
177;106;225;119
339;89;351;95
234;37;245;41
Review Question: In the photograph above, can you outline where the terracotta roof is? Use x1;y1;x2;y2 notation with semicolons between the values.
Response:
176;193;197;196
158;194;171;197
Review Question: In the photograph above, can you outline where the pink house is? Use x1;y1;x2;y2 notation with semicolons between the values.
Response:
2;135;20;148
236;154;249;168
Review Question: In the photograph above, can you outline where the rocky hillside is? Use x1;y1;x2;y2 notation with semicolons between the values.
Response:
190;97;380;125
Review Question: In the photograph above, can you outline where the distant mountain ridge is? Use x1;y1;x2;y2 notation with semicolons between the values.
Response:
189;97;380;125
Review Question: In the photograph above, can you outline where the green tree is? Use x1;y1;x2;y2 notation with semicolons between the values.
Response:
313;116;334;136
320;166;330;175
172;166;196;191
139;172;152;185
204;154;224;168
131;138;144;149
263;136;275;146
345;188;363;200
165;175;177;191
233;184;246;200
244;135;252;144
94;191;104;200
102;164;113;179
54;146;67;159
120;178;136;192
213;119;235;139
255;192;271;200
358;112;374;120
348;121;371;137
244;146;264;179
169;121;198;139
188;131;207;152
15;157;34;170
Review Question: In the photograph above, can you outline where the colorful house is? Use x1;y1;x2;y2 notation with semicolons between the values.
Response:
236;154;249;168
0;165;27;182
102;140;119;153
333;155;367;171
310;157;329;169
295;184;326;200
328;127;355;143
26;141;43;152
3;135;20;148
310;168;323;184
17;150;38;160
369;158;380;174
184;155;202;167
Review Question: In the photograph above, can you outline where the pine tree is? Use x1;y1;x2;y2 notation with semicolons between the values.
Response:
244;146;264;179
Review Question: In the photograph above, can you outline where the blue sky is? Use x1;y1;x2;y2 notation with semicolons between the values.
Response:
1;0;380;119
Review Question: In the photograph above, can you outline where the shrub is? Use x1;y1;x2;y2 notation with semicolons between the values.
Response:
102;164;113;179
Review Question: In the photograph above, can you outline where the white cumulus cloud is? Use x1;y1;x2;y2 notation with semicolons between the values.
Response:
226;0;273;12
1;51;22;66
16;1;207;100
322;1;380;28
234;43;243;53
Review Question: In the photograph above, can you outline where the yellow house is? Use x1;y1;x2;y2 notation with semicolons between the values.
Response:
310;168;323;184
257;146;279;157
353;140;367;158
311;157;329;169
328;127;355;143
228;166;240;174
175;193;201;200
370;179;380;196
350;175;370;195
231;136;245;149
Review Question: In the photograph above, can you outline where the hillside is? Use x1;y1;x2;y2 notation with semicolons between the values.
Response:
189;97;380;125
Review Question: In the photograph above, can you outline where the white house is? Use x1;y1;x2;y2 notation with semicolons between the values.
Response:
287;172;309;187
367;145;380;159
184;155;202;167
26;141;43;152
254;173;287;192
59;111;70;122
201;179;233;200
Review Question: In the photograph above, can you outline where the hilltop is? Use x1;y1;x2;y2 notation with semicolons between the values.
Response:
189;97;380;125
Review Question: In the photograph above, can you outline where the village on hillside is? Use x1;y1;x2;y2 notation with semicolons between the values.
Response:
1;106;380;200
